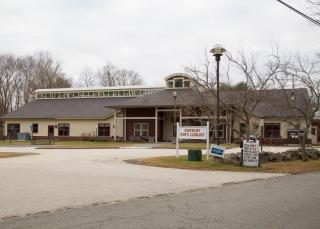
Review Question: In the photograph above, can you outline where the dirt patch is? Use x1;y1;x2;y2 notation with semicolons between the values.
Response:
0;152;38;158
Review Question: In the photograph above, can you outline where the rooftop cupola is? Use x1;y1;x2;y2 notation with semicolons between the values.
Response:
164;73;194;89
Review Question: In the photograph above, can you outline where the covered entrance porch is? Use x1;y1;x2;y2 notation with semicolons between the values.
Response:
113;107;233;143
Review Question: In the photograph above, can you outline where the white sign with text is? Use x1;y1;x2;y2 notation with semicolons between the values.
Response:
178;126;207;140
176;122;210;160
243;140;260;167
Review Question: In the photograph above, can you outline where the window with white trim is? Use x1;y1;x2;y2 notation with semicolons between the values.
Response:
134;123;149;137
98;123;110;136
174;78;183;88
58;123;70;136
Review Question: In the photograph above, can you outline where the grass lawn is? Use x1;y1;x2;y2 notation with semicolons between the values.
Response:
51;141;137;148
153;143;237;149
0;140;137;148
127;155;320;175
0;140;236;149
0;140;33;146
0;152;37;158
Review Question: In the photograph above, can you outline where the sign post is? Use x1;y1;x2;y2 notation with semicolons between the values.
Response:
176;121;210;160
176;122;179;158
206;121;210;160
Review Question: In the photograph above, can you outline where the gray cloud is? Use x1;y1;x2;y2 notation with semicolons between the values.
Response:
0;0;319;85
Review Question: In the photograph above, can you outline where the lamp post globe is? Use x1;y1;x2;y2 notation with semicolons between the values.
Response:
210;44;226;145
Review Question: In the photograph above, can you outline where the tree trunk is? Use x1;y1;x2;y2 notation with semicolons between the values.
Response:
300;130;308;161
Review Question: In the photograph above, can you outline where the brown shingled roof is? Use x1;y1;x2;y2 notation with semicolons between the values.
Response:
1;98;129;119
1;88;309;120
105;88;309;118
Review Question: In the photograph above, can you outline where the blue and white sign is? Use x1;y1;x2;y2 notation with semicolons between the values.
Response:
209;144;225;158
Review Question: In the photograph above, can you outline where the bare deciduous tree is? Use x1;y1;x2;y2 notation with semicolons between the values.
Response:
276;52;320;160
0;55;18;114
224;49;281;140
79;67;97;87
97;62;118;87
0;52;71;114
97;62;143;87
185;48;280;142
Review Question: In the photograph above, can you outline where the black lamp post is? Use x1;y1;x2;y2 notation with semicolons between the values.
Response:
210;44;226;145
173;91;177;143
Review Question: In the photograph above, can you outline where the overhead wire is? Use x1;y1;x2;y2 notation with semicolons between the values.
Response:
275;0;320;27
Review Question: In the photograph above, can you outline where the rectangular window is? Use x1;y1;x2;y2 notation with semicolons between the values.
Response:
174;79;183;88
167;81;174;88
311;127;316;135
58;124;70;136
134;123;149;137
184;81;191;87
32;124;38;133
98;123;110;136
7;124;20;139
264;123;280;138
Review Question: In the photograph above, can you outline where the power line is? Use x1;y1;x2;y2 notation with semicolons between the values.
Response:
275;0;320;27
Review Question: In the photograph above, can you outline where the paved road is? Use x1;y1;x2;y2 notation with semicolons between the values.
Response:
1;172;319;229
0;147;285;219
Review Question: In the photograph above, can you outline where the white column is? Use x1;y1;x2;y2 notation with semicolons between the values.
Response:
113;109;117;142
155;108;158;143
176;122;179;158
124;109;126;142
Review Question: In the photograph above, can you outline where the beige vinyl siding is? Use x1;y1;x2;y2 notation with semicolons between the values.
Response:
3;116;123;138
232;116;311;139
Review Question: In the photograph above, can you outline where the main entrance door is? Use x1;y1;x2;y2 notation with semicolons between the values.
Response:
48;125;54;139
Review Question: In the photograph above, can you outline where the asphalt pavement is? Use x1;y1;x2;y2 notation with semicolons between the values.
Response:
0;147;283;218
1;172;319;229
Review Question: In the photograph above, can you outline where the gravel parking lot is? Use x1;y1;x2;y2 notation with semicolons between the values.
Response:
0;146;288;219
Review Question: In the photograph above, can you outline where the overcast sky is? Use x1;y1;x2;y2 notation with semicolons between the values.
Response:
0;0;319;86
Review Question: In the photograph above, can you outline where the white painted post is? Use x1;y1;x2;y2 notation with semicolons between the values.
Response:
124;108;126;142
176;122;179;158
155;107;158;143
113;110;117;142
206;121;210;160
